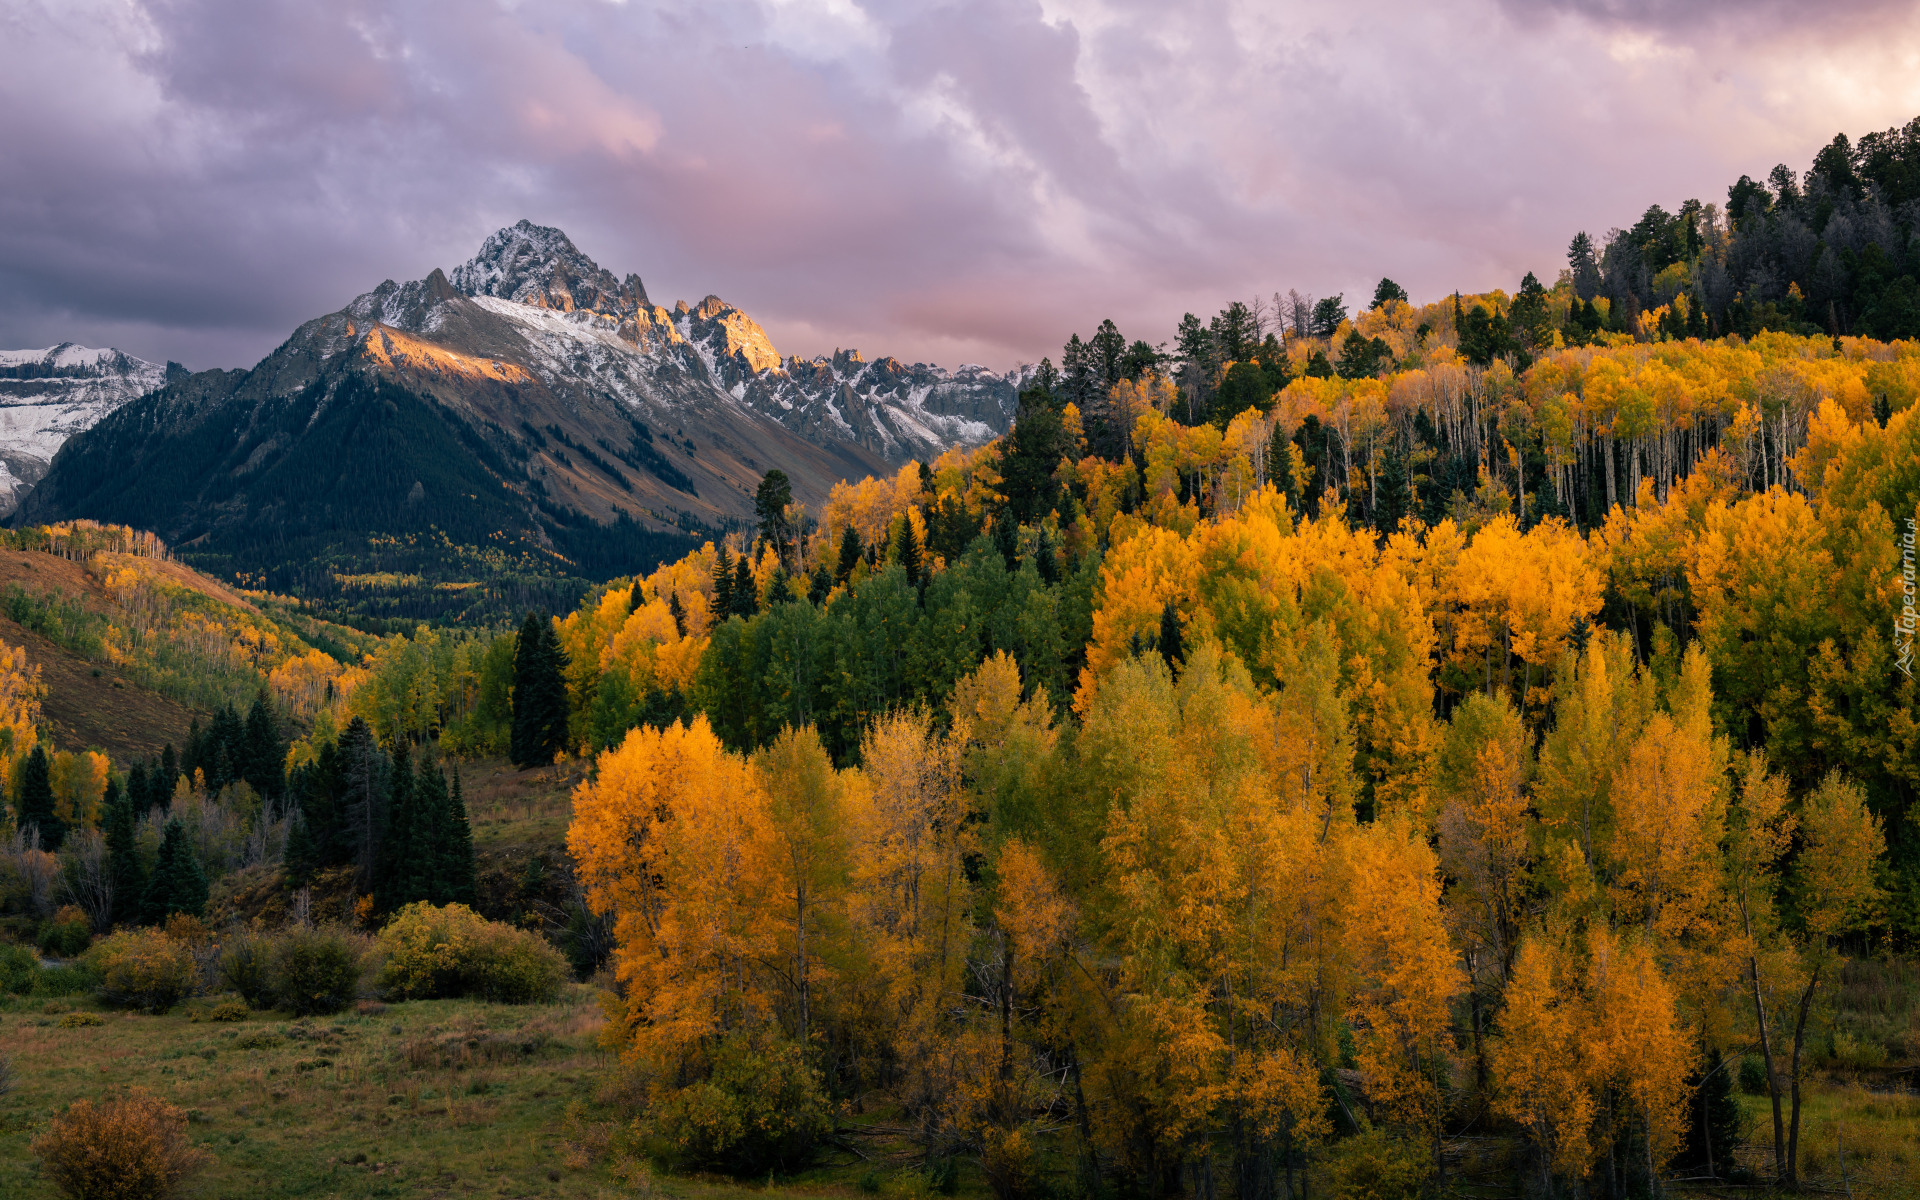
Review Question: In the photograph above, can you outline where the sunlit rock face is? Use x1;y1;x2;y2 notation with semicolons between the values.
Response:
0;344;170;515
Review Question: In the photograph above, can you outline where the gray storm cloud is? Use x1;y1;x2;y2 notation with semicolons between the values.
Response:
1;0;1918;371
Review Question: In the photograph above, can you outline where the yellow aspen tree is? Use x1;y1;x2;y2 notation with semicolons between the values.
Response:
752;725;849;1050
1719;750;1797;1181
1490;934;1597;1189
1781;772;1884;1184
568;718;780;1070
1584;927;1694;1187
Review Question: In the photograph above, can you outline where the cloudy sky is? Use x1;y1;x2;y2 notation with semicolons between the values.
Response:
4;0;1920;372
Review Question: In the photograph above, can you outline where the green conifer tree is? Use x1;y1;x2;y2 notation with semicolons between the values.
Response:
1158;601;1185;671
510;612;545;767
103;777;143;927
242;693;285;798
443;766;476;906
732;557;758;617
16;746;60;851
834;525;862;584
376;740;416;911
141;820;208;922
711;548;735;618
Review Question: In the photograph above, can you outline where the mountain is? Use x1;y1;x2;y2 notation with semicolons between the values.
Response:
20;222;1024;623
0;344;174;516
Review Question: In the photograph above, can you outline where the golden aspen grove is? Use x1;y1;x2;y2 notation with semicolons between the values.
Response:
532;315;1919;1196
8;126;1920;1200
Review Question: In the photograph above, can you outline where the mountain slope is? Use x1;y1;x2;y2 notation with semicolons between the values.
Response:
0;344;174;516
22;221;1024;619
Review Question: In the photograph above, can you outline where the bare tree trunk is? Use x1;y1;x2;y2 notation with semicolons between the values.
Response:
1787;965;1822;1185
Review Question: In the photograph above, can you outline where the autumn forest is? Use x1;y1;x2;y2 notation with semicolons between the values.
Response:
4;121;1920;1199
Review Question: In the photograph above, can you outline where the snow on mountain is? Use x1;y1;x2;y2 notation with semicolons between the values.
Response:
434;221;1022;464
0;344;170;514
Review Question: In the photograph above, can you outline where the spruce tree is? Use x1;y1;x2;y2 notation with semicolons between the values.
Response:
243;693;284;797
668;592;686;637
1158;601;1186;671
158;743;179;809
809;561;834;605
376;740;416;912
732;557;758;617
835;525;862;584
510;612;548;767
282;806;318;889
142;820;208;922
443;766;476;906
534;622;571;764
898;521;922;586
103;777;143;927
766;567;797;606
711;549;735;618
16;746;61;851
127;761;150;816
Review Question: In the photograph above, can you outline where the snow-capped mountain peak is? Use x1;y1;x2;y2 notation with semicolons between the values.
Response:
0;344;170;514
449;219;649;318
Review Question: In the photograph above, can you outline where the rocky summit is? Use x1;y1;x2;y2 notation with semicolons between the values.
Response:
0;344;175;515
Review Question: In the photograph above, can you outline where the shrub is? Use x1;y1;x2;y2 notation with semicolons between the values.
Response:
88;929;197;1013
1738;1055;1770;1096
58;1011;104;1028
205;1000;249;1022
1;942;37;994
217;933;275;1008
38;906;92;958
270;926;361;1016
649;1027;831;1175
375;903;568;1003
1319;1128;1434;1200
32;1090;211;1200
36;963;102;997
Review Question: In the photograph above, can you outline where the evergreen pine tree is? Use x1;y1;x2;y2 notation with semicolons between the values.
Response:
243;693;285;797
1158;601;1185;671
412;763;452;904
158;743;178;809
766;567;797;606
376;740;416;912
732;557;758;617
898;522;922;586
835;525;862;584
103;777;143;928
282;806;318;890
443;766;476;906
711;548;735;618
141;820;208;922
16;746;61;851
628;581;644;613
1677;1049;1744;1176
510;612;547;768
127;761;150;816
992;515;1019;571
668;592;686;637
535;622;571;763
808;561;834;604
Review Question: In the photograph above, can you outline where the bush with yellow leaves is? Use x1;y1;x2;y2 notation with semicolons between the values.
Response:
31;1089;210;1200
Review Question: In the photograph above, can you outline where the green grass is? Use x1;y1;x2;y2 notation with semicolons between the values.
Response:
0;989;629;1199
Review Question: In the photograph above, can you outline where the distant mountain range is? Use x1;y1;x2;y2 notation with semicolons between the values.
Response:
0;344;178;516
13;221;1026;619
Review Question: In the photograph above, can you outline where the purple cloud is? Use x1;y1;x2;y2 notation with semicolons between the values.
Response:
2;0;1917;372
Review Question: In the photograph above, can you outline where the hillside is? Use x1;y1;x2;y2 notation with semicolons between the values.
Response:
0;523;376;757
